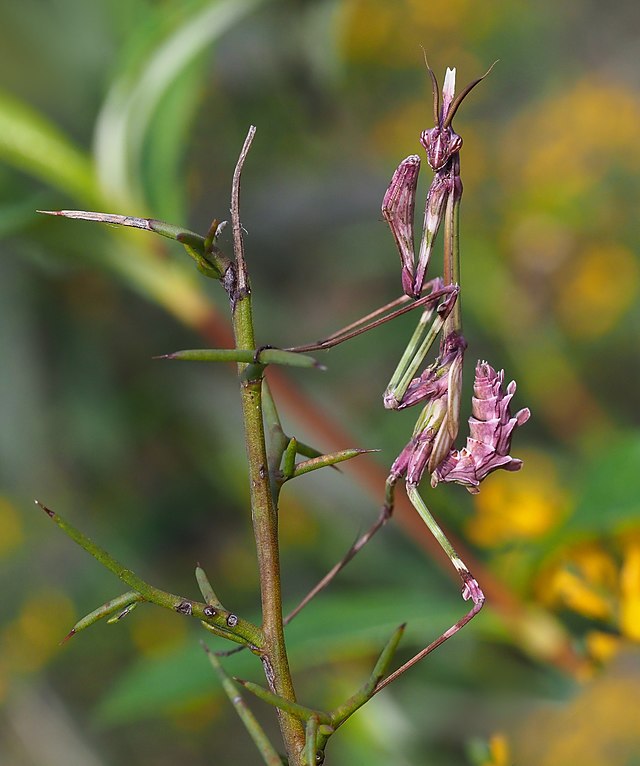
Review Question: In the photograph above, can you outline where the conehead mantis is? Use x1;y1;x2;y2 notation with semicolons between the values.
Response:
286;63;529;687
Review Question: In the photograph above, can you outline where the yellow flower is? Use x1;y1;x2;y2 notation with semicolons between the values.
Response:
538;542;617;620
585;631;619;664
468;450;567;547
480;733;512;766
556;243;638;340
620;536;640;640
538;532;640;660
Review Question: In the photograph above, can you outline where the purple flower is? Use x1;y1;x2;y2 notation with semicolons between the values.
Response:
432;362;530;493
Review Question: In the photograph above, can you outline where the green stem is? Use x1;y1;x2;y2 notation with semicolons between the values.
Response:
203;645;283;766
158;347;322;369
35;501;262;647
229;126;304;762
232;295;304;759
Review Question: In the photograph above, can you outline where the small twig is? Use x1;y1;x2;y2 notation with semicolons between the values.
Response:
202;642;283;766
231;126;257;297
35;500;262;648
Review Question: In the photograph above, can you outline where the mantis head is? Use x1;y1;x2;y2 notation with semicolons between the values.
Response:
419;63;495;171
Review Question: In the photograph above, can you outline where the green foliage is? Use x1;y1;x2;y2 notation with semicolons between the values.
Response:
1;0;639;764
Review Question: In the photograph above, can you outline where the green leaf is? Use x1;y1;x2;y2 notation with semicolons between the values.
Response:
0;89;96;203
93;0;268;206
565;431;640;535
160;348;324;369
291;449;379;478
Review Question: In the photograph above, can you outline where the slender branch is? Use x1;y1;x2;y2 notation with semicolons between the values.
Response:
231;126;256;296
35;501;262;647
203;643;283;766
229;127;305;761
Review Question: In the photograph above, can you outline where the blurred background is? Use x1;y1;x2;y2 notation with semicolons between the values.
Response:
1;0;639;764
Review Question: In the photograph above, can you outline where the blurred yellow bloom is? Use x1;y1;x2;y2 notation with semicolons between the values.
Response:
557;243;638;339
539;533;640;657
484;733;511;766
538;542;616;620
467;450;567;547
620;536;640;640
585;630;619;664
129;606;188;657
503;79;640;203
546;569;613;621
340;0;498;65
2;588;75;674
340;0;398;63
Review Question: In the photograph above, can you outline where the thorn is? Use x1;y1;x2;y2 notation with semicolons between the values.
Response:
59;629;75;645
34;499;54;517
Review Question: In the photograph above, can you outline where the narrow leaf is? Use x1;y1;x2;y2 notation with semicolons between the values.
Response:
158;347;324;369
93;0;267;203
37;209;229;278
0;89;96;203
331;623;406;726
203;644;283;766
62;591;143;643
305;716;319;766
292;449;379;478
281;438;298;480
235;679;331;726
195;565;224;609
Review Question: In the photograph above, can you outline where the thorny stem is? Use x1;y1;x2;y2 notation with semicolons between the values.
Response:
229;126;305;762
35;501;261;646
203;643;283;766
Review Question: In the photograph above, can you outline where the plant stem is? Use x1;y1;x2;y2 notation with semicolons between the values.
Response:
230;127;304;762
203;644;283;766
35;501;261;646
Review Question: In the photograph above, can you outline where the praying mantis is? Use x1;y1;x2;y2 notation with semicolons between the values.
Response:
287;63;529;686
